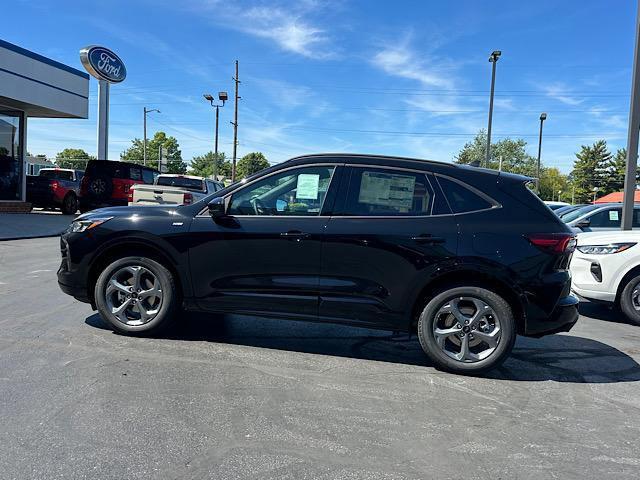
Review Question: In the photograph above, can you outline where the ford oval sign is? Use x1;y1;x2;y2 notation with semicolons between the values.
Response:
79;45;126;83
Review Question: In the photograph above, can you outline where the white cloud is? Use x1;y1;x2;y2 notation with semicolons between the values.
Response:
542;83;585;106
191;1;335;59
371;45;454;89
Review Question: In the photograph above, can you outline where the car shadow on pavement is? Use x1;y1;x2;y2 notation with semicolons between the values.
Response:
577;301;638;327
85;312;640;383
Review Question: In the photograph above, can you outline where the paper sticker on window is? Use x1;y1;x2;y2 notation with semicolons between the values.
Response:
296;174;320;200
609;210;619;221
358;172;416;209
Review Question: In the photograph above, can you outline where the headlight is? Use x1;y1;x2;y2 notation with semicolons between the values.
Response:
576;242;636;254
67;217;113;233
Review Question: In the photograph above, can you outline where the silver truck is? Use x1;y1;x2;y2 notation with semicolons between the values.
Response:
128;174;224;206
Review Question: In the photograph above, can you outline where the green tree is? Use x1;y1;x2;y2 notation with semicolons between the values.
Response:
189;152;231;179
120;131;186;174
55;148;95;169
455;130;537;176
539;167;569;201
570;140;612;203
236;152;270;179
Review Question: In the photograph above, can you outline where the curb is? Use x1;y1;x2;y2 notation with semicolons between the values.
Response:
0;233;63;241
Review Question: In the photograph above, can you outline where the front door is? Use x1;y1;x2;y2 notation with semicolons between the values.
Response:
319;166;458;330
189;164;337;319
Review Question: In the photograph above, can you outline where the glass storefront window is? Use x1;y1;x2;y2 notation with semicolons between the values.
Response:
0;110;23;201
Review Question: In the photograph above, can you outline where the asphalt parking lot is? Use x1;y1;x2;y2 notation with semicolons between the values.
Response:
1;237;639;479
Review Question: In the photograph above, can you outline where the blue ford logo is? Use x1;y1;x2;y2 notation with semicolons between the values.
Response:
79;46;126;83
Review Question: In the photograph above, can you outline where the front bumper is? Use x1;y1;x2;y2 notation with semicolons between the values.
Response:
57;235;92;304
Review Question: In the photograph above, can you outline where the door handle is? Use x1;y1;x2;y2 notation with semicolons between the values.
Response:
280;230;311;239
411;234;445;244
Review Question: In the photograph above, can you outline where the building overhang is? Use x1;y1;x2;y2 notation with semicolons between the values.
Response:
0;39;89;119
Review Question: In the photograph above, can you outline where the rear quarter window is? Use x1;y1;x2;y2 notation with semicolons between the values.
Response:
437;176;494;213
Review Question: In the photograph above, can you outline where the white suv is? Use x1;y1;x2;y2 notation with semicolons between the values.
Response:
570;230;640;325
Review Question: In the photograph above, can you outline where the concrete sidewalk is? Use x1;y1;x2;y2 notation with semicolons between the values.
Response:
0;211;75;240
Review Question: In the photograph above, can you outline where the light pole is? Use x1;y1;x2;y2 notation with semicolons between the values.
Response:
143;107;160;166
204;92;228;179
485;50;501;167
536;113;547;192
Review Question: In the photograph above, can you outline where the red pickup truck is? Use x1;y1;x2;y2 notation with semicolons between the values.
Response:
26;168;83;215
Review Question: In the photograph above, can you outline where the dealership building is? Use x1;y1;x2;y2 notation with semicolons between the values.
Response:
0;39;89;210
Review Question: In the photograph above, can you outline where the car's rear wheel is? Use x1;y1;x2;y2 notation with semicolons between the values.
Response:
417;286;516;374
95;256;178;335
619;275;640;326
61;193;78;215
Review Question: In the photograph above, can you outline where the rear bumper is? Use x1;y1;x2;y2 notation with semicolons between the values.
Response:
27;191;59;206
524;294;579;337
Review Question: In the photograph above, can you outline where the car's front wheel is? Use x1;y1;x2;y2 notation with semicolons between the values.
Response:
417;286;517;374
619;274;640;326
94;256;178;335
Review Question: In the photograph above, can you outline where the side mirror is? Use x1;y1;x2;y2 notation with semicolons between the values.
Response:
208;197;227;219
576;219;591;229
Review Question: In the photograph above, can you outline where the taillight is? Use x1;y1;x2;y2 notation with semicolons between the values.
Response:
183;192;193;205
50;180;59;190
526;233;577;254
127;188;134;203
80;176;88;194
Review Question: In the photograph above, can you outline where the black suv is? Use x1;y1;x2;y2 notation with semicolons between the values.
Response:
79;160;158;212
58;154;578;374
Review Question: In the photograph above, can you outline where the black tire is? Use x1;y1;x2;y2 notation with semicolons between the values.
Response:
619;275;640;326
94;256;178;335
61;193;78;215
417;286;517;375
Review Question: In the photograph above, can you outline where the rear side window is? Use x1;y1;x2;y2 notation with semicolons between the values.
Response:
85;161;129;179
342;167;433;216
437;176;493;213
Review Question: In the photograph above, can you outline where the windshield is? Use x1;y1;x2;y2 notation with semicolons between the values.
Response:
562;204;600;223
157;176;205;192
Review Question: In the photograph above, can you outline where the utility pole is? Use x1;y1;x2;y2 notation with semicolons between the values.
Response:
143;107;160;166
231;60;240;181
485;50;501;167
622;0;640;230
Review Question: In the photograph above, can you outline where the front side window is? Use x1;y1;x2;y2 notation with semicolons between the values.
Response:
341;167;433;216
142;169;155;184
588;208;622;228
228;166;335;216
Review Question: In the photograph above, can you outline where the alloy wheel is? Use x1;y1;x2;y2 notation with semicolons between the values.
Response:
432;296;501;363
104;265;163;326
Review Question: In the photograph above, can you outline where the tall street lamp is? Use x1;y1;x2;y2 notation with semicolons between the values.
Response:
143;107;160;166
536;112;547;192
485;50;501;167
204;91;228;179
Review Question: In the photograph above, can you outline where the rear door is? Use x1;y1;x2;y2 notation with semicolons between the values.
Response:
319;165;458;330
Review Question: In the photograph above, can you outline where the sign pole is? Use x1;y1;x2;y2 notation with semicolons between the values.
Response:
622;0;640;230
97;80;110;160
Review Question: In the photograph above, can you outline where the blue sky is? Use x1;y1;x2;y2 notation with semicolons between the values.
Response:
6;0;637;172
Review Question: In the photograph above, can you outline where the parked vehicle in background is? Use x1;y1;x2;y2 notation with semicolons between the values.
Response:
571;230;640;325
128;174;224;206
79;160;158;213
544;201;570;210
557;204;587;220
565;203;640;232
58;154;579;375
26;168;83;215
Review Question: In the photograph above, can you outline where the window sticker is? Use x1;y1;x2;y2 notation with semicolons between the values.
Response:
358;172;416;209
609;210;619;221
296;174;320;200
